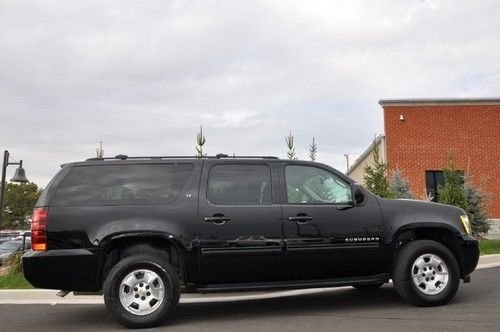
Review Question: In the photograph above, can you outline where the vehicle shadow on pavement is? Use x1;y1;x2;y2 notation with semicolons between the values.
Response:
59;286;404;330
172;286;403;325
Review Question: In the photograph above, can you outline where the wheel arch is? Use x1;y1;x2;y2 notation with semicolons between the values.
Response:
391;224;467;278
98;232;188;289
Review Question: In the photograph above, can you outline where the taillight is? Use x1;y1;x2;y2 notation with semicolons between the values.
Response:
32;207;49;251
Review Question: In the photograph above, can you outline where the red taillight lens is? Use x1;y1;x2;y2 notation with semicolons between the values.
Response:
32;207;48;251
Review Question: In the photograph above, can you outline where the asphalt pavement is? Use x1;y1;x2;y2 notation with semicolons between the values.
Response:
1;266;499;331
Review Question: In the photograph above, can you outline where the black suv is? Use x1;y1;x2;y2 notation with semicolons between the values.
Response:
23;155;479;328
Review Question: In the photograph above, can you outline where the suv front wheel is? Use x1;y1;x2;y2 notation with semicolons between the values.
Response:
393;240;460;306
103;254;180;328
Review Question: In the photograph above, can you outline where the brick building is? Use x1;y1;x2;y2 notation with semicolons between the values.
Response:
347;98;500;219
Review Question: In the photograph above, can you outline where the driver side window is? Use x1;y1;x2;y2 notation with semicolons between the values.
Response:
285;165;353;204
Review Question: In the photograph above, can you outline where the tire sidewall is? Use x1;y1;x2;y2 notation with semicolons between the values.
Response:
402;243;459;305
104;257;177;328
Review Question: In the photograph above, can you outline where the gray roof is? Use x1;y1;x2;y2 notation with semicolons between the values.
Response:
378;98;500;106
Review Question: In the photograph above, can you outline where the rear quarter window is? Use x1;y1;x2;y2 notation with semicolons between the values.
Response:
52;163;193;206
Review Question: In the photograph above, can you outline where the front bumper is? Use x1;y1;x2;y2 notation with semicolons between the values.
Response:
23;249;101;291
459;235;480;278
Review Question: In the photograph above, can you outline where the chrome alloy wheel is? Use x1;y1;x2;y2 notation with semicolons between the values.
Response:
119;269;165;316
411;253;449;295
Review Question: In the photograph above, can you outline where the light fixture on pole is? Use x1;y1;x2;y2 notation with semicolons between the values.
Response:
0;150;29;227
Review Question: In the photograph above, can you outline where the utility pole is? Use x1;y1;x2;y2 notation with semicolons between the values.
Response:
344;153;350;172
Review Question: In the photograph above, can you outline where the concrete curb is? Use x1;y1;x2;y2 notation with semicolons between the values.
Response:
1;255;499;305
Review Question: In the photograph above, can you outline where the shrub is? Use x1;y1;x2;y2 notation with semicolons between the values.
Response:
3;252;23;274
437;160;468;212
389;169;415;199
464;176;491;235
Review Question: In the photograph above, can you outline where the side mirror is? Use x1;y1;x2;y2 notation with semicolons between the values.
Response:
353;184;365;205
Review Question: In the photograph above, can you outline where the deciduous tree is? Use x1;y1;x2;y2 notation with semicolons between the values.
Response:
1;182;41;230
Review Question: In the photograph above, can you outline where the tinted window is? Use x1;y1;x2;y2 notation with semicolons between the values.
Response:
53;164;193;206
286;165;353;204
208;164;272;204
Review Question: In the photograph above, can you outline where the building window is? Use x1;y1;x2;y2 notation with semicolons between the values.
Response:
425;171;444;202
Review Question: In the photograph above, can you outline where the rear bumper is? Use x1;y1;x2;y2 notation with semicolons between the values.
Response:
23;249;100;291
459;235;480;278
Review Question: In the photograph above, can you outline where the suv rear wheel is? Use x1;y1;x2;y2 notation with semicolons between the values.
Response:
103;254;180;328
393;240;460;306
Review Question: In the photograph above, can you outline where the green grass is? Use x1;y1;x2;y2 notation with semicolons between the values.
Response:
479;240;500;256
0;271;33;289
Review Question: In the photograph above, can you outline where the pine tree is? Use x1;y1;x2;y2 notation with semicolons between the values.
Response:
389;169;415;199
309;137;317;161
362;138;394;198
464;175;491;235
96;141;104;158
437;156;468;212
195;125;206;158
285;131;297;160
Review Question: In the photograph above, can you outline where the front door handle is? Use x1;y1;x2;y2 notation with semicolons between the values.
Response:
204;215;231;225
288;215;313;223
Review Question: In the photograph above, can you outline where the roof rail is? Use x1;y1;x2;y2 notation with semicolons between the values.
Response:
215;153;279;159
85;154;280;161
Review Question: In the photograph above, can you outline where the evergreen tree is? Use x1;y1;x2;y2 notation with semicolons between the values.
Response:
362;138;394;198
96;141;104;158
437;156;492;235
464;175;491;235
195;125;206;158
437;157;468;213
285;131;297;160
309;137;317;161
1;182;41;230
389;169;415;199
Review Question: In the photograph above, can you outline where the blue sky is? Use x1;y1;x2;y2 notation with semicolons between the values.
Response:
1;0;499;186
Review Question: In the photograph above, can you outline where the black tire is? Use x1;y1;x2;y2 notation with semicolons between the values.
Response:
103;254;180;328
353;283;384;291
393;240;460;307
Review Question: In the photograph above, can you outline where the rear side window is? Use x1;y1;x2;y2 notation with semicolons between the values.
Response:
52;164;193;206
207;164;272;204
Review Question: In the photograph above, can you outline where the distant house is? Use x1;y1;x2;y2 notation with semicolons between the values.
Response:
346;98;500;219
346;135;386;185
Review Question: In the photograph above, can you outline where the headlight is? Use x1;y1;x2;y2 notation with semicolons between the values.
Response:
460;215;471;235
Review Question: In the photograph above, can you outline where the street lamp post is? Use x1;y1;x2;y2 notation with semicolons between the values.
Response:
0;150;29;227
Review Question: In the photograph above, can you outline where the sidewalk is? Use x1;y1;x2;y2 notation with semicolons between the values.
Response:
1;254;499;305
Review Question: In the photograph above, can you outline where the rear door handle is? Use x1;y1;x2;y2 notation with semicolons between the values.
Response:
288;215;313;223
204;215;231;225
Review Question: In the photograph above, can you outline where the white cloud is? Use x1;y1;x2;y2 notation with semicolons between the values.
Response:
0;0;499;186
